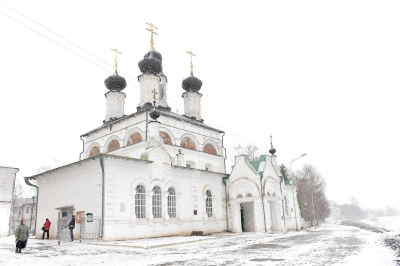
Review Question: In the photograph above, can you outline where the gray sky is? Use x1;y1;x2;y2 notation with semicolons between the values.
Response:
1;0;399;209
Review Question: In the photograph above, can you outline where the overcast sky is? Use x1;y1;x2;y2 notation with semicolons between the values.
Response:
1;0;399;209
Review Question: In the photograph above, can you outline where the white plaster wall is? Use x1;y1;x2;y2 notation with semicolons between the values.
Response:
101;157;227;240
0;167;18;236
33;159;102;239
83;114;225;173
282;184;300;230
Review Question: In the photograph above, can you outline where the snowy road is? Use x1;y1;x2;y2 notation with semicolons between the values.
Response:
0;223;398;266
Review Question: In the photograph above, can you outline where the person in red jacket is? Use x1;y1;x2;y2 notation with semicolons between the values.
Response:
42;218;51;239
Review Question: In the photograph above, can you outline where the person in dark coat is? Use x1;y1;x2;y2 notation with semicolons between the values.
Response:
15;219;29;253
42;218;51;239
67;215;75;241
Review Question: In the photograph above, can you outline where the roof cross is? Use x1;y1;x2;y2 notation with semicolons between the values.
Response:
146;22;158;51
110;48;122;71
151;88;158;103
270;134;274;148
187;51;196;72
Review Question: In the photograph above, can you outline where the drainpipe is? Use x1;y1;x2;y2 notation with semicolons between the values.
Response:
99;154;105;239
24;177;38;236
279;177;286;228
79;136;85;161
222;176;229;231
145;110;149;140
259;172;267;233
221;133;226;173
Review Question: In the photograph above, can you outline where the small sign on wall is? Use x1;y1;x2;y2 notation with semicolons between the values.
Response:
86;213;93;222
120;203;126;212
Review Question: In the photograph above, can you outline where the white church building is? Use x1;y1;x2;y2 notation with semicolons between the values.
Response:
25;26;301;241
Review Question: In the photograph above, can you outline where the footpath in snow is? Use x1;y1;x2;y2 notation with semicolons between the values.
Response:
0;218;399;266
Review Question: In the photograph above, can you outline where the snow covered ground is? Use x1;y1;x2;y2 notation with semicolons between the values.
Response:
0;221;398;266
361;216;400;235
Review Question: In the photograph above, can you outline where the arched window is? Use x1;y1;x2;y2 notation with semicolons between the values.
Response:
205;190;213;218
246;193;252;197
167;187;176;218
284;196;289;215
107;139;120;152
267;192;271;196
127;132;142;146
180;137;196;150
159;131;172;145
272;193;277;197
152;186;162;218
236;194;243;198
203;143;217;155
135;185;146;218
89;146;100;157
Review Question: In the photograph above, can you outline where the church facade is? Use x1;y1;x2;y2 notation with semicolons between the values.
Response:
26;26;300;240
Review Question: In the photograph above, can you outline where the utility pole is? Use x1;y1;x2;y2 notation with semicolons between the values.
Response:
311;191;316;229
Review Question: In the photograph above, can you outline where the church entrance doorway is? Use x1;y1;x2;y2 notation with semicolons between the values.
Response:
240;202;255;232
56;206;74;241
269;201;279;231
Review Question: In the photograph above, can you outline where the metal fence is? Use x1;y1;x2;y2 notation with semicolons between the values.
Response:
80;216;101;240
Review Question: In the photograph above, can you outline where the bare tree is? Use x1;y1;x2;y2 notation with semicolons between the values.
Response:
279;164;289;180
293;164;330;224
233;144;260;164
34;165;52;175
13;177;26;200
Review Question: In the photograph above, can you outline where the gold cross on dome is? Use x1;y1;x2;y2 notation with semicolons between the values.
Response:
110;48;122;71
151;88;158;101
146;22;158;51
187;51;196;72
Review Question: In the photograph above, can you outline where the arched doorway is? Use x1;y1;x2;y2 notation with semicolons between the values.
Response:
236;193;256;232
268;200;279;231
240;202;255;232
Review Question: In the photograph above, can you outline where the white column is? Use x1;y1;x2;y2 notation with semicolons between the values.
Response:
182;91;202;120
105;91;125;122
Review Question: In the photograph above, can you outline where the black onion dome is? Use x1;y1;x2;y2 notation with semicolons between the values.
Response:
138;51;162;75
182;71;202;92
104;71;127;91
144;49;162;63
149;108;160;120
269;147;276;155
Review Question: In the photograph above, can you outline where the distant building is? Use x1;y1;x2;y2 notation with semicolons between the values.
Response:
0;166;18;236
351;195;359;207
327;201;342;221
11;197;37;234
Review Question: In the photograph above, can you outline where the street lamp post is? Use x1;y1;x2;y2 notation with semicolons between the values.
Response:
290;153;307;231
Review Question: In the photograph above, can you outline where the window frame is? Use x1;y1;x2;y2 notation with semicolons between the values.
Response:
152;186;162;219
135;185;146;219
167;187;176;218
205;190;213;218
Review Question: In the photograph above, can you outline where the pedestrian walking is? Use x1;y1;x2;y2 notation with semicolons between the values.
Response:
67;215;75;241
42;218;51;239
15;219;29;253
